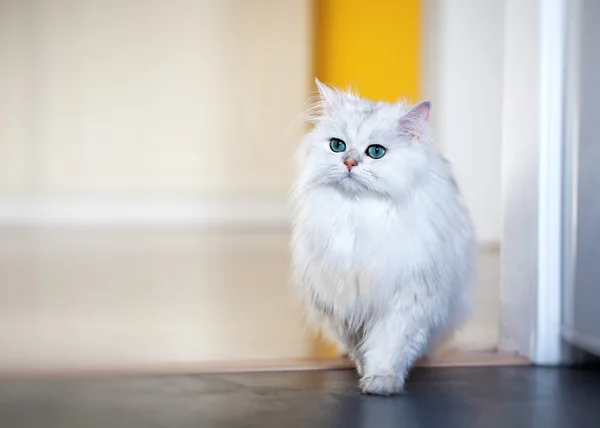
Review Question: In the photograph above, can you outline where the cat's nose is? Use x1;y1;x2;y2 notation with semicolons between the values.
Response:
344;159;357;171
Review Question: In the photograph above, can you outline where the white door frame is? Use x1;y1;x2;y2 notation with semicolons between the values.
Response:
501;0;574;365
535;0;568;364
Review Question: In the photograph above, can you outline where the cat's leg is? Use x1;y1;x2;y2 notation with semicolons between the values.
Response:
321;317;350;356
339;328;366;376
350;348;364;376
358;308;436;395
322;318;366;375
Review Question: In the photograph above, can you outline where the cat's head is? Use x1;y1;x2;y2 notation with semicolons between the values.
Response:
297;79;433;198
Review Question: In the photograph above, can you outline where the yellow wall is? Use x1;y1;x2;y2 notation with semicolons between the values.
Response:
312;0;421;357
314;0;421;103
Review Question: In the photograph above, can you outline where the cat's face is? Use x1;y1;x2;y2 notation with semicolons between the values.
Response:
297;80;432;199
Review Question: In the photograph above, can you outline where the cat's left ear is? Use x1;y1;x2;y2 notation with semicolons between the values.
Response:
398;101;430;140
315;78;338;111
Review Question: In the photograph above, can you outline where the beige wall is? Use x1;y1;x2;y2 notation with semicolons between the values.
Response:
0;229;312;369
0;0;313;371
0;0;309;197
421;0;504;352
499;0;540;357
0;0;500;372
0;228;499;371
423;0;505;244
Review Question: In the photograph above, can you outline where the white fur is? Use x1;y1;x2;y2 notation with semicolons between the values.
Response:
290;81;475;395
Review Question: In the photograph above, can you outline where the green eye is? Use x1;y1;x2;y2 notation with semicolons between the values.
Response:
329;138;346;153
366;144;386;159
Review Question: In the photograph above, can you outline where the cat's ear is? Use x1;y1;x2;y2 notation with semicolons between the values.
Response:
315;78;338;111
398;101;430;139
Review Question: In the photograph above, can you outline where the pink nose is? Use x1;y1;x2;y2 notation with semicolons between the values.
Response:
344;159;357;171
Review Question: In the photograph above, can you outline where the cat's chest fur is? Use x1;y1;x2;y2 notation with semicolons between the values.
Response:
304;189;401;262
293;187;434;316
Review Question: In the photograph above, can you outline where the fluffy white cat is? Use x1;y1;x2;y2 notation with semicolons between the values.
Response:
290;80;475;395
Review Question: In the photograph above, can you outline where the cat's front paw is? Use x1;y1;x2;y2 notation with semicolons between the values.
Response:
359;375;404;396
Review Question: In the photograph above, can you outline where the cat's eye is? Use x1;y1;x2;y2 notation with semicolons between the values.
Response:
366;144;386;159
329;138;346;153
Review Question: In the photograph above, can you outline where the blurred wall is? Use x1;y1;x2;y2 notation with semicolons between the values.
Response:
0;0;502;372
423;0;504;244
0;0;312;371
499;0;540;356
0;0;308;198
421;0;505;351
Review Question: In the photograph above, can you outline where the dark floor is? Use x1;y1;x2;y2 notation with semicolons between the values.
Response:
1;366;600;428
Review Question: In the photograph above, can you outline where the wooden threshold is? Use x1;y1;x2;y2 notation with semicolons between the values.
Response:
417;350;530;368
0;351;529;380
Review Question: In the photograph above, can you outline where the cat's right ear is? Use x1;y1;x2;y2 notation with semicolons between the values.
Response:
315;78;337;111
398;101;430;140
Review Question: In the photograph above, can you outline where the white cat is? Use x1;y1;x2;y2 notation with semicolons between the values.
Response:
290;80;475;395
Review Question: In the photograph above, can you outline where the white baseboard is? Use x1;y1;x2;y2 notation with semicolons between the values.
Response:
0;195;500;247
0;195;290;229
